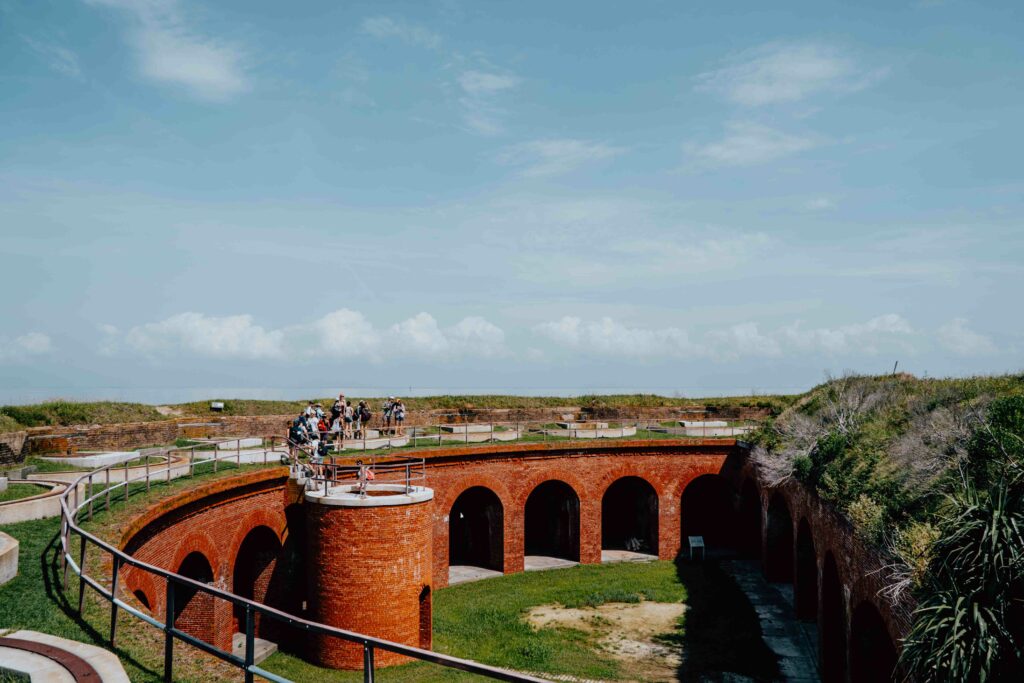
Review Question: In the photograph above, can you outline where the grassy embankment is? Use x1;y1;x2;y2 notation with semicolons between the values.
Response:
0;483;47;503
1;393;796;434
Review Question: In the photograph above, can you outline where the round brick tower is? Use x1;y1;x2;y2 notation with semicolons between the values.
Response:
304;482;434;669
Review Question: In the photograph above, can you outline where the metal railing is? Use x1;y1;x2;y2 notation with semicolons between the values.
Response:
58;437;546;683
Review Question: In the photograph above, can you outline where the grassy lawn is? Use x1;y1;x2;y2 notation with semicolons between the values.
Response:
262;560;779;682
0;483;49;503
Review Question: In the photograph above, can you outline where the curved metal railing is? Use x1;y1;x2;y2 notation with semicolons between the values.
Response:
58;436;546;683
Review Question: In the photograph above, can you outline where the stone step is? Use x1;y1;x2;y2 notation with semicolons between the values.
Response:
232;632;278;665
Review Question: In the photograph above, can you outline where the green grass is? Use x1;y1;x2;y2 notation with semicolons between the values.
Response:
18;456;92;473
0;394;795;434
262;559;779;682
0;483;47;503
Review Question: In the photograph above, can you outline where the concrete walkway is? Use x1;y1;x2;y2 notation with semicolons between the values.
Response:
721;560;820;682
524;555;579;571
448;565;504;585
600;549;657;563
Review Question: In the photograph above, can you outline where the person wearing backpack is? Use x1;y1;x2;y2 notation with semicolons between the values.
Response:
382;397;395;435
393;399;406;436
359;402;372;434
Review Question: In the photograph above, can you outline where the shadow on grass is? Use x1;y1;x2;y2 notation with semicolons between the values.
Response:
669;554;781;682
39;530;161;680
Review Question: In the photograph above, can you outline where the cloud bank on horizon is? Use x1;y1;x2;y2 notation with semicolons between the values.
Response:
1;0;1021;400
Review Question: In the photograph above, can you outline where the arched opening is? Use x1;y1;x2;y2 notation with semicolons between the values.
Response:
680;474;736;553
232;526;283;637
737;478;762;559
820;551;846;683
524;480;580;561
765;492;794;582
449;487;504;571
133;589;151;611
419;586;432;650
601;476;658;556
850;601;898;683
174;551;216;644
795;518;818;621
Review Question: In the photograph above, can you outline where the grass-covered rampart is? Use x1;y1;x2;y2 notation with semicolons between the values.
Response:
0;393;795;433
752;372;1024;681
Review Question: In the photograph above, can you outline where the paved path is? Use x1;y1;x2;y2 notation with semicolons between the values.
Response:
722;560;821;682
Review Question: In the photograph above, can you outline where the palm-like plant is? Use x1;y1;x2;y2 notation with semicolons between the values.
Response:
900;485;1024;681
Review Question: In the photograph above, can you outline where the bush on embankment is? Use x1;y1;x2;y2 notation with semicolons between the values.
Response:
752;372;1024;681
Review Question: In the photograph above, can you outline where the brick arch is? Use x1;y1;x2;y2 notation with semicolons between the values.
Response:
171;532;224;587
435;474;513;515
521;475;584;562
594;466;666;499
599;474;660;556
224;508;287;579
515;469;590;509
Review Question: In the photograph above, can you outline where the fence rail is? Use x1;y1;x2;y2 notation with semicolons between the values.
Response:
59;436;548;683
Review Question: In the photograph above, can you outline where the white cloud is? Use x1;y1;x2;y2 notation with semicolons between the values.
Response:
110;310;506;361
687;122;817;167
803;197;835;211
535;314;915;361
458;70;520;95
456;69;521;136
23;37;82;78
361;16;441;49
85;0;249;101
534;317;706;359
696;42;886;106
497;139;626;177
779;314;914;355
0;332;54;362
937;318;997;356
122;312;284;359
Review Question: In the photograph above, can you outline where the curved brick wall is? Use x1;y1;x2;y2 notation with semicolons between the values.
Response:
304;492;433;668
111;439;906;679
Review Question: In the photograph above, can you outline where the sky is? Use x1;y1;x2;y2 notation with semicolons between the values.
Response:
1;0;1022;403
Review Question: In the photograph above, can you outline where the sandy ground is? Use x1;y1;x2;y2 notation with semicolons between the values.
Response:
155;406;183;416
526;601;685;682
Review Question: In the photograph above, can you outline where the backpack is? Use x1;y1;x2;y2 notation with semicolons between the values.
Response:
361;406;372;422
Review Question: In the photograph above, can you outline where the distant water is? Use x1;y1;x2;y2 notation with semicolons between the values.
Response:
0;385;793;405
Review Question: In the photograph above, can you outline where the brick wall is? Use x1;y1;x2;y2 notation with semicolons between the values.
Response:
0;431;27;466
421;440;739;587
305;497;433;669
120;468;290;652
26;404;771;454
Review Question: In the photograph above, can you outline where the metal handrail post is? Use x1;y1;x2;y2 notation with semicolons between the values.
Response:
146;457;150;493
105;468;111;512
244;604;255;683
110;555;121;645
363;644;375;683
124;460;129;503
87;474;93;521
77;534;87;614
190;448;195;477
164;581;175;683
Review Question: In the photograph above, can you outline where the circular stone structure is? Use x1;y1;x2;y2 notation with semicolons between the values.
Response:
303;482;434;669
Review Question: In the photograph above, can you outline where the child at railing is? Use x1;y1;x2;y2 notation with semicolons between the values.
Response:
356;459;374;497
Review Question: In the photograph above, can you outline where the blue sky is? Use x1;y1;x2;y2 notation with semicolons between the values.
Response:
1;0;1022;403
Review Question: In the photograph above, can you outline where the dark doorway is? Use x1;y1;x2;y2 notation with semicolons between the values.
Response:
419;586;432;650
232;526;283;636
174;551;216;643
795;518;818;621
850;601;898;683
765;492;794;582
738;479;763;559
680;474;736;552
821;551;846;683
524;480;580;561
601;477;659;555
449;487;504;571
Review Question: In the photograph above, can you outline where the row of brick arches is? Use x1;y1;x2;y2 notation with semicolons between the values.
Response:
447;473;730;570
742;481;902;683
131;523;288;652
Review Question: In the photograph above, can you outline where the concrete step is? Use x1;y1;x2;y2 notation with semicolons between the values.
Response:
232;632;278;664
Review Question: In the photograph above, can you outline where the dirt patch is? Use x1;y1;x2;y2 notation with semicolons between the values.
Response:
526;601;685;682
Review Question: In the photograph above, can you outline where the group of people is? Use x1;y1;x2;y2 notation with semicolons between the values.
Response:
287;393;409;458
